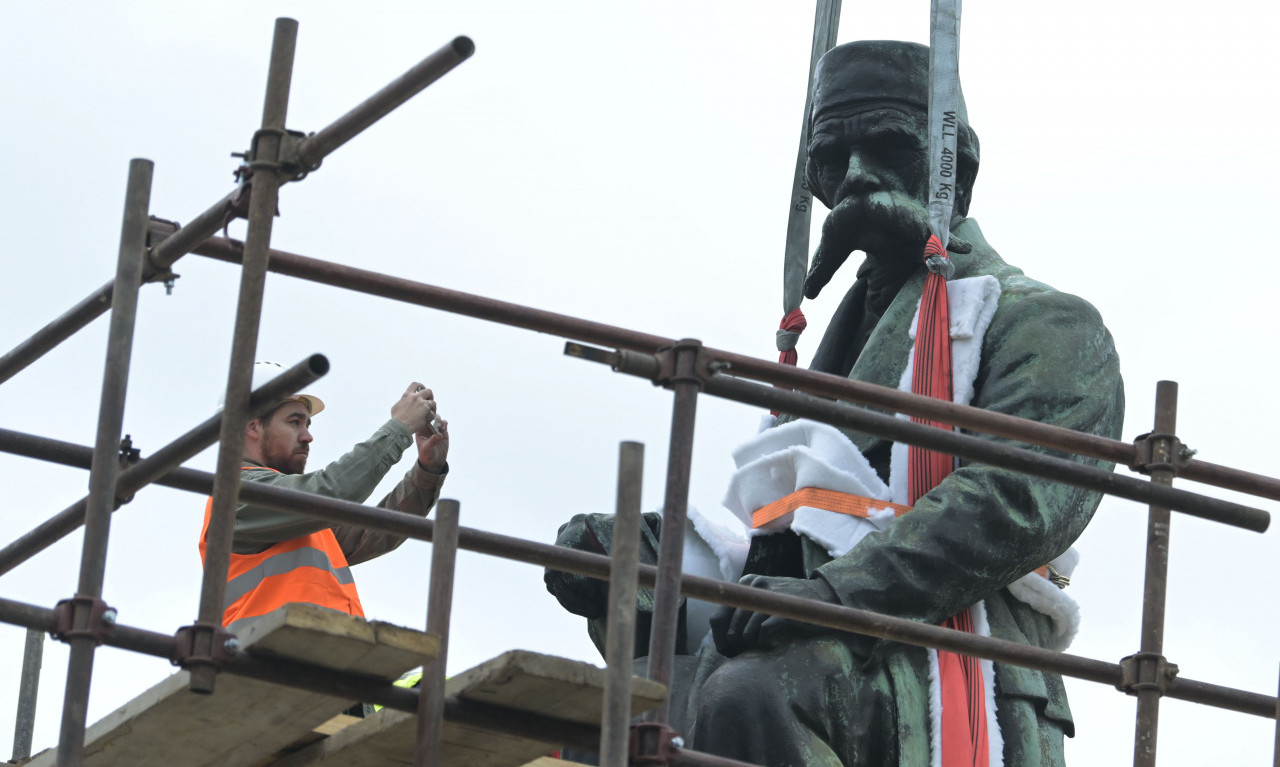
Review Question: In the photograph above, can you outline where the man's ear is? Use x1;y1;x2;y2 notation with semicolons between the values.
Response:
245;418;262;443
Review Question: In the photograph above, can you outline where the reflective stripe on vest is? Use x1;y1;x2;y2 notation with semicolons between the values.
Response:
223;545;357;608
199;467;365;627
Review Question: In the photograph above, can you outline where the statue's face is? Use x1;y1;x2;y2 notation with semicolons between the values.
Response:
809;106;929;207
806;104;933;267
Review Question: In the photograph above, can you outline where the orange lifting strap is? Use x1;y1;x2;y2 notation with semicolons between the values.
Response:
751;487;1052;582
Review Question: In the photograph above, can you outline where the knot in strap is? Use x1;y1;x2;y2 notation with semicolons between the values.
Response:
923;235;954;280
774;308;808;363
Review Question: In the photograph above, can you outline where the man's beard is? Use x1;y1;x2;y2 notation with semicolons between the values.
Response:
262;443;308;475
804;190;930;299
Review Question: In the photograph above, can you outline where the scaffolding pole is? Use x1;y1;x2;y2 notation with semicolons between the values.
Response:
180;230;1280;504
417;498;460;767
55;157;152;767
1132;382;1180;767
192;16;301;696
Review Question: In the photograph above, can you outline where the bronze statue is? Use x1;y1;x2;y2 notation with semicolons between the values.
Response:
547;40;1124;766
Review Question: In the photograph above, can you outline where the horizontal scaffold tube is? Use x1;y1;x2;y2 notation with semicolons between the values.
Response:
0;432;1272;720
181;232;1280;505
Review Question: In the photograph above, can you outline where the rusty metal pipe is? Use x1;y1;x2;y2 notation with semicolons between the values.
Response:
56;157;152;767
0;429;224;501
183;234;1280;504
0;355;327;576
193;17;298;696
1132;382;1179;767
417;499;460;767
188;235;675;353
601;442;644;767
646;343;700;724
296;37;474;169
12;628;43;762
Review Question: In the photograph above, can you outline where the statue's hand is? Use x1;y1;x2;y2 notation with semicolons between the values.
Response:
710;574;839;657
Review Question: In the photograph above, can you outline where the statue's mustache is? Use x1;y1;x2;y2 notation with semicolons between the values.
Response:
804;191;930;299
827;191;929;244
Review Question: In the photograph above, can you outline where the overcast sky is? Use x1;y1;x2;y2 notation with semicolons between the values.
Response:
1;1;1277;764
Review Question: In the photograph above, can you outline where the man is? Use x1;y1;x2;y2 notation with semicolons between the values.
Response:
200;361;450;633
547;41;1123;766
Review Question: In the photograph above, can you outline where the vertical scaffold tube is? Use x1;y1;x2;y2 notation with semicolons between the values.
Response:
12;628;44;762
56;157;152;767
646;341;701;724
417;499;460;767
192;17;298;695
1133;381;1179;767
601;442;645;767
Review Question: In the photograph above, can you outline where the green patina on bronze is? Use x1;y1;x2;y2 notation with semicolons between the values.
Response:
546;40;1124;767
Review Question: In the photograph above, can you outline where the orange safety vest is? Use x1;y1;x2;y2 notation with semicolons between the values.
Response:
199;467;365;630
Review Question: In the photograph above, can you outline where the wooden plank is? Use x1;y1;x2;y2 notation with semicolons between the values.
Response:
267;651;666;767
449;651;665;726
23;605;438;767
238;606;440;679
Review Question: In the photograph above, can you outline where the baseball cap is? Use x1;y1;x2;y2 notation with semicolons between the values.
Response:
216;360;326;416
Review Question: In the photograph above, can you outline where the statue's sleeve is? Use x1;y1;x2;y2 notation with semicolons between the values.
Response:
812;286;1125;625
544;512;684;659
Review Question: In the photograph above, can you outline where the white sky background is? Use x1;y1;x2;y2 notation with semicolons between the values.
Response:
1;1;1277;764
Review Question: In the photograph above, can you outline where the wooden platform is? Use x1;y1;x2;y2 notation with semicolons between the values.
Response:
23;605;440;767
266;650;668;767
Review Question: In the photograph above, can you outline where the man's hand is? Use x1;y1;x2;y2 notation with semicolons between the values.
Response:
416;417;448;473
391;382;448;472
710;574;839;657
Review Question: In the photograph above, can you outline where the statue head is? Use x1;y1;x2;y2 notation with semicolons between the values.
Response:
803;40;981;298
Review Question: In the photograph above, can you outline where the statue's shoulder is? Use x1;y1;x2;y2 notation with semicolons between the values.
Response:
956;218;1108;332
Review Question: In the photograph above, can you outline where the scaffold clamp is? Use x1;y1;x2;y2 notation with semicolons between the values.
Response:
51;595;117;646
171;621;236;675
238;127;322;183
653;339;728;390
630;722;685;766
1130;431;1192;476
1117;651;1179;697
564;340;729;390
